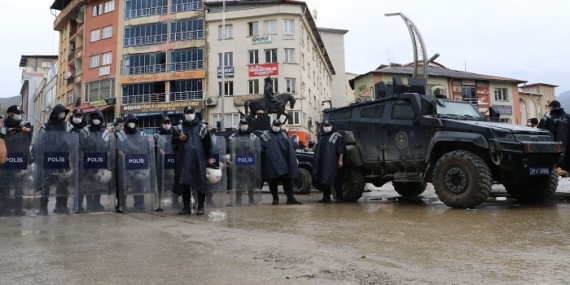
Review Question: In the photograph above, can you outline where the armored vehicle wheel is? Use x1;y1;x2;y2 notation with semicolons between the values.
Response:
393;182;427;197
341;167;366;202
433;150;492;208
293;168;312;195
504;168;558;202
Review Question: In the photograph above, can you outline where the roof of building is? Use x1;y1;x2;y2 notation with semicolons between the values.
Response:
519;90;543;97
317;27;349;34
50;0;71;11
349;63;527;89
205;0;336;75
522;83;559;88
19;55;58;68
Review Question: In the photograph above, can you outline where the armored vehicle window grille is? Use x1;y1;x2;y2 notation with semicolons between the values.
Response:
360;105;383;118
391;102;416;120
328;109;352;120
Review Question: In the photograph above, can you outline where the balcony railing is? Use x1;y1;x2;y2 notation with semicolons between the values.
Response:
124;34;167;47
170;30;204;42
70;26;77;37
68;51;75;61
67;76;75;86
125;6;168;19
169;91;203;101
121;91;203;105
168;60;204;72
171;2;203;13
122;64;167;75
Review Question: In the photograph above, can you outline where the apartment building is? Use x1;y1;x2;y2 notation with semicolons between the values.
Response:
519;83;557;119
205;0;336;143
19;55;58;124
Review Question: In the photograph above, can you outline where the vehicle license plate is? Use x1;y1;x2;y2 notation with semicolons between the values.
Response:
529;167;550;175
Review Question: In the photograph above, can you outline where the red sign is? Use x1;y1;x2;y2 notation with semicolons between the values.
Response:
249;63;279;77
476;86;490;107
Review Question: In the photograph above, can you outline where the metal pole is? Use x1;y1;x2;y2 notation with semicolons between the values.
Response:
220;0;226;130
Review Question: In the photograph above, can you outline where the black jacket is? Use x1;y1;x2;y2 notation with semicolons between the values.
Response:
538;108;570;146
313;130;346;187
43;104;71;132
259;129;298;181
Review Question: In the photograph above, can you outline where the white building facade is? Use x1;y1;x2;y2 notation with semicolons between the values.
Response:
318;27;349;108
205;0;336;143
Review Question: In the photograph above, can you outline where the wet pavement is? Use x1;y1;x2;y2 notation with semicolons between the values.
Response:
2;181;570;284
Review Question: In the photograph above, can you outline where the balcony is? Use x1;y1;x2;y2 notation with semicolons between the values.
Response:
169;61;204;72
122;64;167;76
170;91;203;101
68;50;75;61
67;75;75;86
53;0;85;31
124;34;167;47
125;6;168;19
171;1;203;13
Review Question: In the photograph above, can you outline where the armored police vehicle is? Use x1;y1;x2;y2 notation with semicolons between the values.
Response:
324;77;562;208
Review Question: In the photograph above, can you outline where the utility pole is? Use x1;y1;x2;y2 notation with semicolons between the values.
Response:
220;0;226;130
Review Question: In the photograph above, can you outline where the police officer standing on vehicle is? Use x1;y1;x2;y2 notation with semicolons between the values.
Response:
172;106;213;215
0;105;33;215
260;119;302;205
313;121;346;203
538;100;570;172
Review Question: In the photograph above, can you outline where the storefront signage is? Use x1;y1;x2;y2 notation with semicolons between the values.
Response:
120;70;205;84
252;35;272;45
234;94;262;106
105;98;116;105
121;100;203;114
217;66;234;78
248;63;278;77
283;33;294;40
491;105;513;115
476;86;490;107
89;100;108;107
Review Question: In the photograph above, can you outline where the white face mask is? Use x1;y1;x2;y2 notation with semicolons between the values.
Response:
72;117;82;124
163;124;171;130
240;125;248;132
92;119;101;125
58;112;66;120
323;126;332;133
185;114;195;122
272;126;281;132
127;122;136;129
14;114;22;121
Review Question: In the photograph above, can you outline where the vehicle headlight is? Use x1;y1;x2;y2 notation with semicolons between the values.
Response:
491;129;516;141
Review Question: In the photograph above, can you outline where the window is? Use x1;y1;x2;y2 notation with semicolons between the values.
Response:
104;0;115;13
313;71;316;84
286;111;301;125
122;82;167;104
123;51;167;75
283;19;294;35
312;47;316;61
284;48;295;63
248;21;259;36
124;23;168;46
170;79;203;101
90;29;100;42
265;49;277;63
102;26;112;39
170;48;204;71
308;63;311;76
125;0;168;19
308;89;311;104
301;53;305;68
248;50;258;64
86;79;115;102
301;82;305;97
271;78;278;93
495;88;509;101
218;52;233;67
300;25;304;46
67;91;74;105
248;79;259;94
218;81;234;96
286;78;296;93
170;18;204;41
212;113;241;129
89;55;100;68
171;0;203;13
264;20;277;35
101;52;112;65
218;24;233;39
92;4;103;16
462;86;477;104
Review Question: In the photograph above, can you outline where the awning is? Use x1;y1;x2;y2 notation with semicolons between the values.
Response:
82;105;114;113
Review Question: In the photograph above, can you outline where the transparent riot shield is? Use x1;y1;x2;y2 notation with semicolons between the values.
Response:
76;130;116;213
207;135;227;208
0;132;34;216
33;131;79;215
229;136;262;206
116;133;156;213
155;134;177;210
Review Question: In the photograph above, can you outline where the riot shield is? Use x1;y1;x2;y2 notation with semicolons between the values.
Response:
229;136;262;206
116;134;157;213
207;135;228;208
155;134;178;210
33;131;79;215
76;130;116;213
0;132;33;216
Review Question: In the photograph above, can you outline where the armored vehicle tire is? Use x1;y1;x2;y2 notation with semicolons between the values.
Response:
504;168;558;202
433;150;492;208
341;167;366;202
393;182;427;197
293;168;313;195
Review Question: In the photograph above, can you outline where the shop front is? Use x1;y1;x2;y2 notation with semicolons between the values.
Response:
120;100;203;134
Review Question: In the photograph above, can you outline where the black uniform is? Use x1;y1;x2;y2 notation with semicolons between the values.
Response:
154;117;178;211
538;104;570;170
228;123;259;205
0;110;33;216
259;120;301;205
172;106;211;215
313;127;346;202
38;104;73;215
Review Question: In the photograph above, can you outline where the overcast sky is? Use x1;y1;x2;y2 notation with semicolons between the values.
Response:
1;0;569;99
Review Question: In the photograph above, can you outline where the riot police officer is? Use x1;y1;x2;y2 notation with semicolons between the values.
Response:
154;116;180;210
172;106;213;215
228;118;260;205
313;121;346;203
259;119;301;205
4;105;32;135
70;108;87;134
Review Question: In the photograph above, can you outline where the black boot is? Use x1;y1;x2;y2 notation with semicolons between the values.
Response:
248;190;255;205
54;196;70;214
38;195;49;216
284;187;302;205
318;189;332;203
196;192;205;215
178;199;191;215
270;188;279;205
